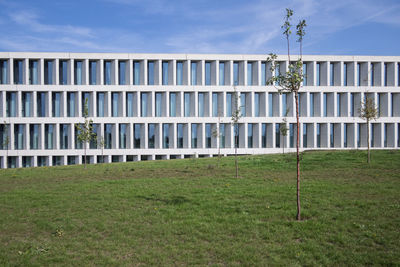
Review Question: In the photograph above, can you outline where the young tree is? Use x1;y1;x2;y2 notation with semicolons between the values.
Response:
267;8;306;221
212;114;222;167
359;96;378;164
75;98;96;168
279;108;289;154
231;87;241;178
98;135;105;163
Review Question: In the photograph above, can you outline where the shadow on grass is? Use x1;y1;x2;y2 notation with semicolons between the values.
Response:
135;194;190;205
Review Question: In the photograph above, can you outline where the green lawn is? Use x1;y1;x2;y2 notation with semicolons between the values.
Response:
0;150;399;266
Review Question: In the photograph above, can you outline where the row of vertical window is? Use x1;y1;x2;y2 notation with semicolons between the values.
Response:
1;59;399;87
2;122;399;152
3;91;400;118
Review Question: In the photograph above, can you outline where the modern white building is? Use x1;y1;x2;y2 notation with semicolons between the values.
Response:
0;52;399;168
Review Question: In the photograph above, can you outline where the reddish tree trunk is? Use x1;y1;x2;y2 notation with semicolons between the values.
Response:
295;92;301;221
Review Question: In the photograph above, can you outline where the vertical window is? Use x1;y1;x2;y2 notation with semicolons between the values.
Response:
337;93;341;117
163;124;169;148
155;92;162;117
268;93;273;117
67;92;75;117
184;93;191;117
52;92;61;117
357;63;361;86
30;124;39;149
97;92;105;117
82;92;91;115
205;62;211;86
90;124;98;149
89;61;97;85
261;62;266;86
177;123;183;148
6;92;17;117
45;124;54;149
29;60;39;85
104;61;111;85
0;60;8;84
147;61;154;85
148;124;155;149
240;93;246;117
262;123;267;148
176;61;183;85
303;124;307;148
119;124;127;149
14;124;25;150
170;92;176;117
254;93;260;117
330;63;334;86
219;62;225;85
370;63;374;86
112;92;119;117
290;124;294;148
134;124;141;148
398;63;400;87
275;63;280;86
247;62;253;86
344;124;348;148
226;93;232;117
384;124;387;147
191;62;197;85
303;63;307;85
282;93;287;116
126;93;134;117
234;124;239;148
14;59;23;84
198;93;205;117
22;92;32;117
316;63;320;86
74;60;83;85
119;61;126;85
220;124;225;148
59;60;68;85
330;124;334;148
344;63;347;86
104;124;112;149
275;123;280;148
141;92;148;117
205;123;211;148
133;61;140;85
248;123;253;148
162;61;168;85
371;124;375;147
384;63;387;87
350;93;354;117
37;92;46;117
60;124;69;149
212;93;218;117
317;123;321;148
323;93;327;117
309;93;314;117
233;62;239;85
191;124;197;148
75;125;82;149
44;60;53;85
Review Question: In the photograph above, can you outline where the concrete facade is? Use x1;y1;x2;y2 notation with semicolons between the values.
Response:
0;52;399;168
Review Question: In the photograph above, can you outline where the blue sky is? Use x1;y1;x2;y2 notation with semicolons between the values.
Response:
0;0;399;55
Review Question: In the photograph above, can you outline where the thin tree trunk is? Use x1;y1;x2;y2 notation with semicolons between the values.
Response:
295;92;301;221
84;143;87;169
367;119;370;164
235;134;238;178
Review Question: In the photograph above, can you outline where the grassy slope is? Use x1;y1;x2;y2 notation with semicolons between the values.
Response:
0;150;399;266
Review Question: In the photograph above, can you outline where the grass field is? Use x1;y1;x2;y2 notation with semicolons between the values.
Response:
0;150;399;266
